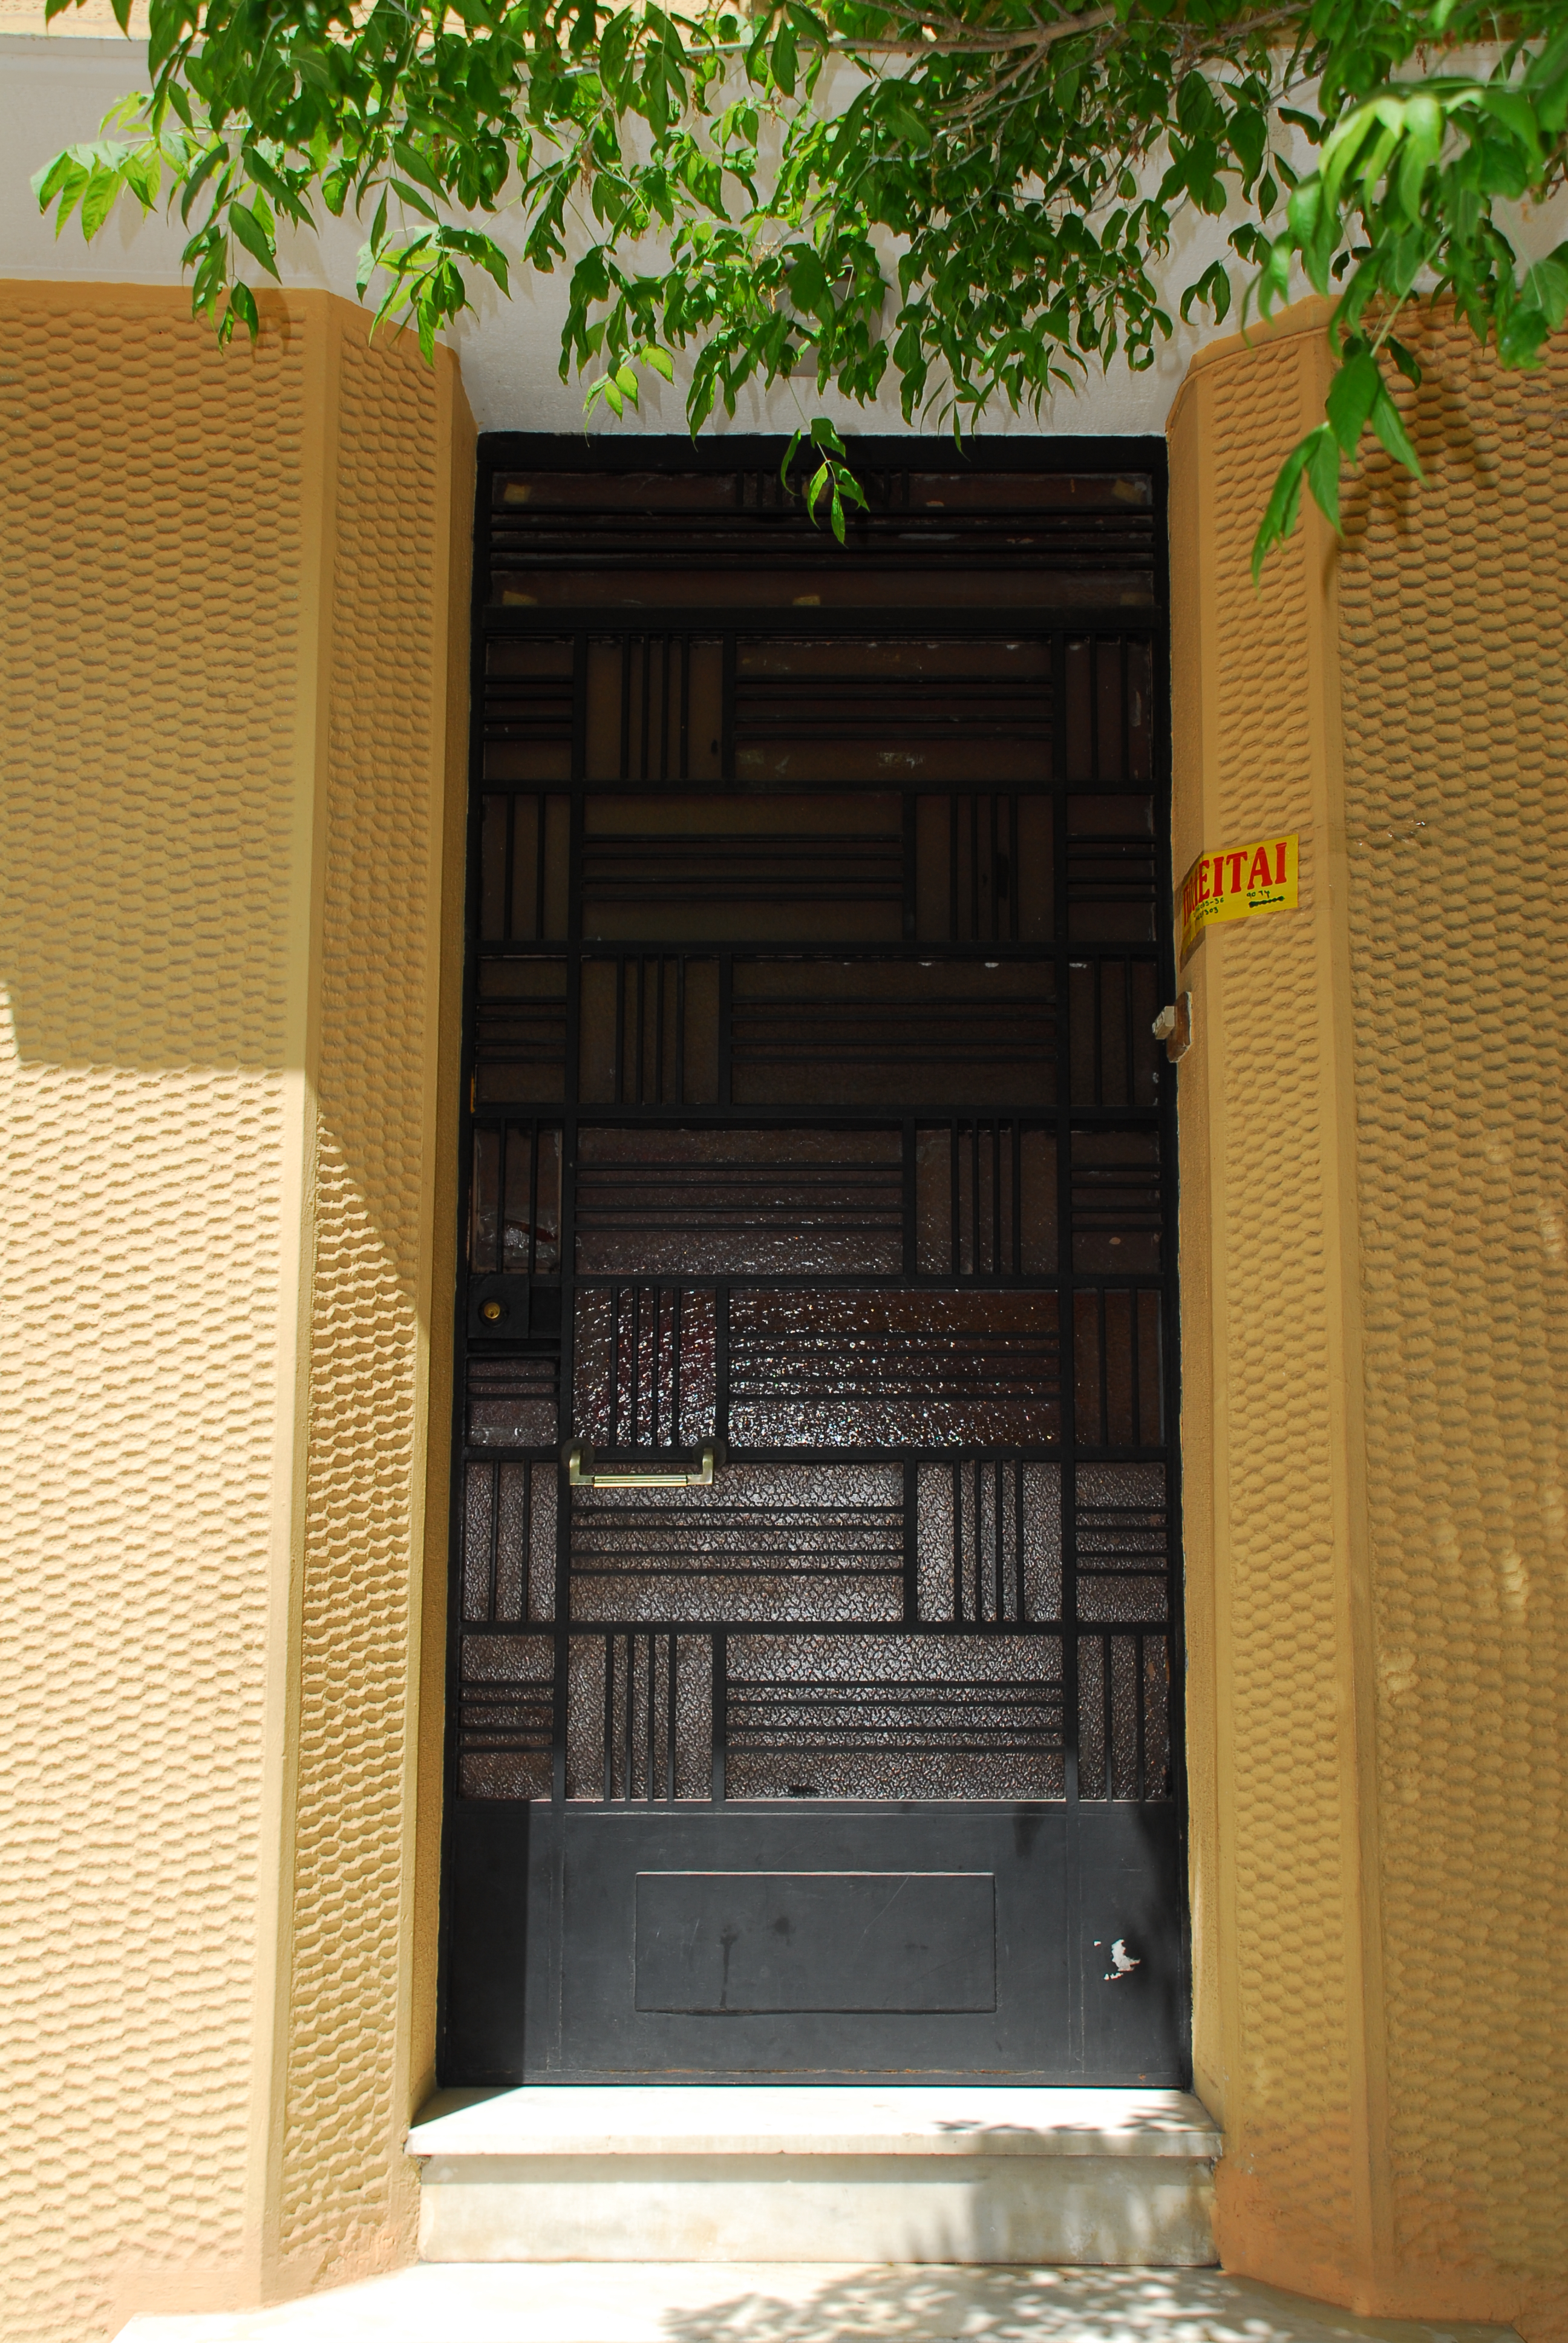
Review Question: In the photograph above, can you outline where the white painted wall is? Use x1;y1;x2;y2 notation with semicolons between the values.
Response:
0;27;1243;437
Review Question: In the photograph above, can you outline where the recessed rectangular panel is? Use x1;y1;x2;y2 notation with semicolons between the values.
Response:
634;1870;996;2011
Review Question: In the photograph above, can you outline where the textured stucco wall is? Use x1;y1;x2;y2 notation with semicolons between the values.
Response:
1170;301;1567;2342
0;281;472;2343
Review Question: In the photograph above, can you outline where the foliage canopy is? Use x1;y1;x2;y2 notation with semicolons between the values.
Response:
33;0;1568;571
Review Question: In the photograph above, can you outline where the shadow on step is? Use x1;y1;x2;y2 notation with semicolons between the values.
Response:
655;2264;1514;2343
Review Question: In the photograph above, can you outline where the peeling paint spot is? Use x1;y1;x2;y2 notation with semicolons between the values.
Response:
1106;1938;1141;1982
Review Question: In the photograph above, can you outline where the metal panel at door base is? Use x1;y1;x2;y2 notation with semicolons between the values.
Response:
476;1800;1179;2083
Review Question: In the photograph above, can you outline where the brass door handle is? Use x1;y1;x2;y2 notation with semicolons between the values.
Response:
565;1441;717;1489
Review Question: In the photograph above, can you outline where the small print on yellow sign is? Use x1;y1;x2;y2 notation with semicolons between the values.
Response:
1179;833;1298;963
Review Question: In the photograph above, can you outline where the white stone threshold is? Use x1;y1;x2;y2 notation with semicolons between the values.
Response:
408;2088;1221;2265
409;2085;1221;2161
116;2261;1518;2343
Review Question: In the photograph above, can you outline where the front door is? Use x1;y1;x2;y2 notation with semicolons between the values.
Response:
440;436;1186;2084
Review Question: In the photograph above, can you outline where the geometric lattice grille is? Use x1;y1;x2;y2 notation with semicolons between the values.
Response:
454;457;1177;1811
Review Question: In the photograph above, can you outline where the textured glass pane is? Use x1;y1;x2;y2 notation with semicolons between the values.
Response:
1068;958;1160;1108
567;1631;712;1800
474;957;568;1104
1078;1635;1106;1798
1076;1463;1165;1624
903;473;1151;511
470;1127;501;1273
529;1464;558;1620
914;1121;1055;1277
1067;795;1156;942
918;1462;1060;1624
733;958;1054;1107
485;636;576;673
730;1289;1059;1447
574;1285;717;1449
1076;1630;1168;1799
737;644;1049;782
1076;1575;1168;1623
726;1632;1064;1799
468;1356;559;1448
480;796;509;942
582;795;903;942
468;1460;558;1623
463;1462;495;1622
578;1126;903;1275
585;638;724;783
477;795;569;937
1064;638;1094;783
1071;1127;1161;1273
736;638;1052;677
1143;1635;1171;1797
1074;1293;1163;1450
579;956;719;1106
570;1463;904;1623
494;1461;530;1619
1063;636;1149;785
484;743;572;784
1111;1634;1140;1797
459;1631;553;1800
497;566;1148;612
915;794;1053;942
1126;638;1154;782
495;471;739;508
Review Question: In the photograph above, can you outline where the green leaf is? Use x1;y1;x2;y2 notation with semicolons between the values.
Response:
1305;425;1343;532
1523;245;1568;330
229;280;261;338
80;163;126;241
228;198;281;280
1368;381;1422;479
771;22;797;97
1324;352;1381;459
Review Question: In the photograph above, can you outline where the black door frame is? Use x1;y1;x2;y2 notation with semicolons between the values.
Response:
436;429;1187;2086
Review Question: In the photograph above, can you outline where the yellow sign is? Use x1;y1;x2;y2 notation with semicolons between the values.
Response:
1178;832;1298;963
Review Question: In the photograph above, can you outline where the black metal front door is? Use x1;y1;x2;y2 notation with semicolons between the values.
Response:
439;436;1186;2085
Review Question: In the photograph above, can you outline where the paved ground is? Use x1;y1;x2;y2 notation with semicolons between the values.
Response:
118;2262;1517;2343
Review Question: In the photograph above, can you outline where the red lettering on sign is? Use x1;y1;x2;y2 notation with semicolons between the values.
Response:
1227;851;1246;892
1197;860;1210;902
1275;839;1287;885
1249;845;1272;889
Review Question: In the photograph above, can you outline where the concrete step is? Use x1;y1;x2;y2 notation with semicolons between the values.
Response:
116;2261;1518;2343
408;2087;1223;2265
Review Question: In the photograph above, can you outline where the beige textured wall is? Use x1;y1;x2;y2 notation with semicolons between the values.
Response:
1170;301;1567;2342
0;281;472;2343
